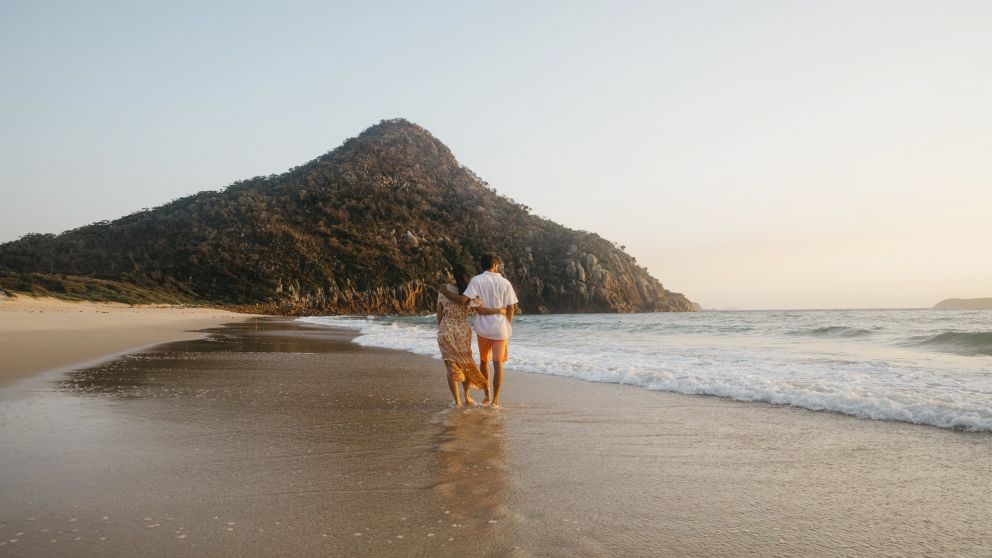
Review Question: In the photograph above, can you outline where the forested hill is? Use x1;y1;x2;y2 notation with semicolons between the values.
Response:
933;298;992;310
0;119;693;315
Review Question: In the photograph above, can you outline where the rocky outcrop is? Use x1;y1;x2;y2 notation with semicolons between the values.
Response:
0;119;693;315
509;243;692;314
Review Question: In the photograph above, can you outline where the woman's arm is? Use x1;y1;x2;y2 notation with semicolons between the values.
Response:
439;287;472;306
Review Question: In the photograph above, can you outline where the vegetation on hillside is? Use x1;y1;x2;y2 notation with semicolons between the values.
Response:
0;272;197;305
0;119;692;315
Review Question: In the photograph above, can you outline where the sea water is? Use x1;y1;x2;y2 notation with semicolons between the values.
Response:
299;309;992;432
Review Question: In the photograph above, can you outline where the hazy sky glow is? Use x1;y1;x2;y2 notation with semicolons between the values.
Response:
1;1;989;309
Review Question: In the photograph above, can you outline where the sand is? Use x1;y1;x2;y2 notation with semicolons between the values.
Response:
0;295;252;388
0;318;989;557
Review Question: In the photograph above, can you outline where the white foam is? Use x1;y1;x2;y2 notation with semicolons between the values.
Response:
298;312;992;432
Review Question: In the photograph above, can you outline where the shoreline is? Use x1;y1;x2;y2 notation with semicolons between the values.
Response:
0;294;256;388
299;314;992;433
4;298;985;436
0;318;988;556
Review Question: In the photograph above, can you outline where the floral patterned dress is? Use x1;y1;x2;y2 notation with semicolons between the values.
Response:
437;284;489;389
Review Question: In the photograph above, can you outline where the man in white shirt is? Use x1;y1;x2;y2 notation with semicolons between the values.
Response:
442;253;518;407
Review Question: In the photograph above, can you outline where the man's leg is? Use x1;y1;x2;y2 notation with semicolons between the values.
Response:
479;359;491;403
491;361;503;407
477;335;493;404
491;339;507;407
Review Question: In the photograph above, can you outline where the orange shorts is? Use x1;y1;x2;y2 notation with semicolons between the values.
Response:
477;335;509;363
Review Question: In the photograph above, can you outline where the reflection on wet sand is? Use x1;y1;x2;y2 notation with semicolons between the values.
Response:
431;407;524;556
434;408;510;520
60;318;361;399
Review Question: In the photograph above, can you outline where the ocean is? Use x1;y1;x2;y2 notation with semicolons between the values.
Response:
299;309;992;432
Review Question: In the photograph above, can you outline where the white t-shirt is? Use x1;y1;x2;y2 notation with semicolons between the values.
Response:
463;271;519;340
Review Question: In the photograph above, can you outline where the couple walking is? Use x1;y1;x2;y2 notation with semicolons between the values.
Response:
436;253;518;408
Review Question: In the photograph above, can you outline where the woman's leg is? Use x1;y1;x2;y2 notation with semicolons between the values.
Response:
445;361;462;406
448;377;463;406
462;381;475;405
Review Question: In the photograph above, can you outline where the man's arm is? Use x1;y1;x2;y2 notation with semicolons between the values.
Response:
505;281;519;324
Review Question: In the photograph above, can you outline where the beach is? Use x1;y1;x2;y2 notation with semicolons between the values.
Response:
0;315;990;556
0;295;251;388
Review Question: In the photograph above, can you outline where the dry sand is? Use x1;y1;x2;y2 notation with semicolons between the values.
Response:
0;295;251;388
0;318;989;557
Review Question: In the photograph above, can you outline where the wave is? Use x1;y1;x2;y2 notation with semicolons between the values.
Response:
298;316;992;432
908;331;992;356
549;365;992;433
791;326;875;338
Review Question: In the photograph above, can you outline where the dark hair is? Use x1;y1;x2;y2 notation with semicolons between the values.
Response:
479;253;502;271
452;263;474;294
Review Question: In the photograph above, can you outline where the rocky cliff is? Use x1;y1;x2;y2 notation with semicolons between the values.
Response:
0;119;693;315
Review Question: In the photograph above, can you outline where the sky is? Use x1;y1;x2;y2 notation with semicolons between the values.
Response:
1;1;989;309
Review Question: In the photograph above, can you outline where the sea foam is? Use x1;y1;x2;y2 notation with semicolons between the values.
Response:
299;310;992;432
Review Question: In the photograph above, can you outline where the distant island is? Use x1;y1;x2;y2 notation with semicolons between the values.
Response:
0;119;693;315
933;298;992;310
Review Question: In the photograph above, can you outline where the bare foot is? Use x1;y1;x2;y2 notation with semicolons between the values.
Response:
490;400;500;408
452;401;463;408
464;395;476;406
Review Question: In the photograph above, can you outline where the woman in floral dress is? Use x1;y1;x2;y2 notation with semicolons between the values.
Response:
437;264;503;406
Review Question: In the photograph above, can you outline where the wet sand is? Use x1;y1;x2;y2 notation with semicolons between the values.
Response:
0;318;989;556
0;295;251;388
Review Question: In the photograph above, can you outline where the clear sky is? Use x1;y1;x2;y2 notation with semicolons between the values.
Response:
1;1;989;309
